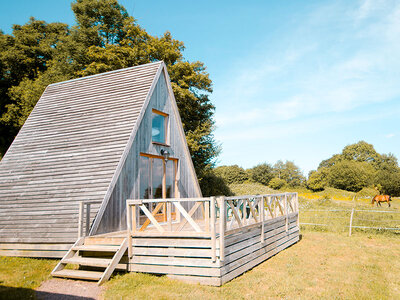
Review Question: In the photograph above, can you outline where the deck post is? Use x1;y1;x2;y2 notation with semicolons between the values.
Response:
296;193;300;228
167;201;172;231
284;193;288;232
260;196;265;244
126;201;132;258
219;196;226;263
210;197;216;262
85;203;91;236
78;201;84;238
205;200;210;232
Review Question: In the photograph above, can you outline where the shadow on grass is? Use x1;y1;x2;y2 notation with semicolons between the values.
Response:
0;285;95;300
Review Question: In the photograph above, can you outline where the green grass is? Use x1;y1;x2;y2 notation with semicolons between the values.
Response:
103;231;400;299
0;256;57;300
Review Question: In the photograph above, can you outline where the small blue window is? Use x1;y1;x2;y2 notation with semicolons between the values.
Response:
152;110;167;144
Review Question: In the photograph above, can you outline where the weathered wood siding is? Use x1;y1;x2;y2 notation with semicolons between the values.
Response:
0;62;161;249
94;70;201;234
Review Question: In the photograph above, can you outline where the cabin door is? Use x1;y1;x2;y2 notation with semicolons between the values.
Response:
139;154;178;222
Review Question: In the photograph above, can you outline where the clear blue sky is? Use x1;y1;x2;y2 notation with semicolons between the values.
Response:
1;0;400;176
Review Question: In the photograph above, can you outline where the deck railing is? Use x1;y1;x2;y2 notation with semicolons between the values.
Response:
78;200;102;238
126;193;298;261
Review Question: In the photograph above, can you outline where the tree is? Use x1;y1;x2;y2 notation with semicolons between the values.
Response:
0;0;218;183
307;168;329;191
311;141;400;195
247;163;274;186
213;165;248;184
199;172;233;197
327;161;374;192
272;160;305;187
268;178;286;190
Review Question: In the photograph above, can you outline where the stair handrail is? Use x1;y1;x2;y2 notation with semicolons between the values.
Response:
78;200;103;238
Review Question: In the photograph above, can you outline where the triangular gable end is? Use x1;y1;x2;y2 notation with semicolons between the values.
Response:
91;62;202;235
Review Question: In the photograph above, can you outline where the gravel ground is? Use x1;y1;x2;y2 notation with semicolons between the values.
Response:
36;278;103;300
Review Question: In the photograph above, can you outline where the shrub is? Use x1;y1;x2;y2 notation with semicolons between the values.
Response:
247;163;274;186
199;172;233;197
213;165;248;184
268;177;286;190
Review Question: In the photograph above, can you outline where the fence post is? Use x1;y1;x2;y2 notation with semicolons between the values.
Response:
210;197;216;262
284;193;288;232
219;196;226;263
85;203;91;236
78;202;84;238
296;193;300;229
349;208;355;237
261;196;265;244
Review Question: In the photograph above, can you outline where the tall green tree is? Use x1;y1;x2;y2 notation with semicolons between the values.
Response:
0;0;218;181
272;160;305;187
308;141;400;195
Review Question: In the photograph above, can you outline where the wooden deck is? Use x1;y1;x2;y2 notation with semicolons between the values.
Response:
124;193;300;286
51;193;300;286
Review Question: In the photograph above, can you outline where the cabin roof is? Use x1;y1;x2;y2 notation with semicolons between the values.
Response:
0;61;163;243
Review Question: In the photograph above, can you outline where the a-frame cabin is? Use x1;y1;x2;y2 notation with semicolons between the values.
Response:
0;61;201;258
0;61;300;286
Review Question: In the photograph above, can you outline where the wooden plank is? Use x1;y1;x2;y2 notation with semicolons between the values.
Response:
139;202;163;231
132;255;221;268
225;213;298;246
174;201;202;232
210;197;216;262
98;238;128;285
52;237;84;273
139;204;165;233
225;223;298;257
52;269;103;281
131;238;212;248
0;243;71;250
132;247;216;258
221;235;299;284
73;245;120;252
224;228;299;266
227;200;243;228
176;201;202;231
0;249;67;258
219;197;226;262
63;257;112;268
222;231;299;275
130;263;220;277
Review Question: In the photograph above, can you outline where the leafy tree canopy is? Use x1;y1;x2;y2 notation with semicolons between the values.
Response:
0;0;218;180
214;165;249;185
308;141;400;195
247;163;274;186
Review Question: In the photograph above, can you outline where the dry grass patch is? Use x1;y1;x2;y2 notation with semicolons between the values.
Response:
103;231;400;299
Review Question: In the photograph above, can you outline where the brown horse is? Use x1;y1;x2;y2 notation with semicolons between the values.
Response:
372;195;392;207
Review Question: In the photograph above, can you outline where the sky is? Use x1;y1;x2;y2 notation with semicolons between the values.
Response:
1;0;400;176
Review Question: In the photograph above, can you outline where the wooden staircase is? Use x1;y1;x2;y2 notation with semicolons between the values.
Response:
51;236;128;285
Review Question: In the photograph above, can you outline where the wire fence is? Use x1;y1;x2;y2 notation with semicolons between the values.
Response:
300;208;400;236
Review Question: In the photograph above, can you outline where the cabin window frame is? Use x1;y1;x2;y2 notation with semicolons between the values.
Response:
151;109;169;146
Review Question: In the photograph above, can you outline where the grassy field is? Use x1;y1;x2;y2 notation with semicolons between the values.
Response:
0;256;57;299
1;186;399;299
102;231;400;299
1;231;399;299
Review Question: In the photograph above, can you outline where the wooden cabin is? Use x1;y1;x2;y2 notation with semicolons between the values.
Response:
0;61;300;286
0;61;201;256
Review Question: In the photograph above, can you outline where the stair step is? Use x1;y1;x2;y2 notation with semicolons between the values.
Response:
72;245;120;252
52;269;103;281
63;257;112;268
